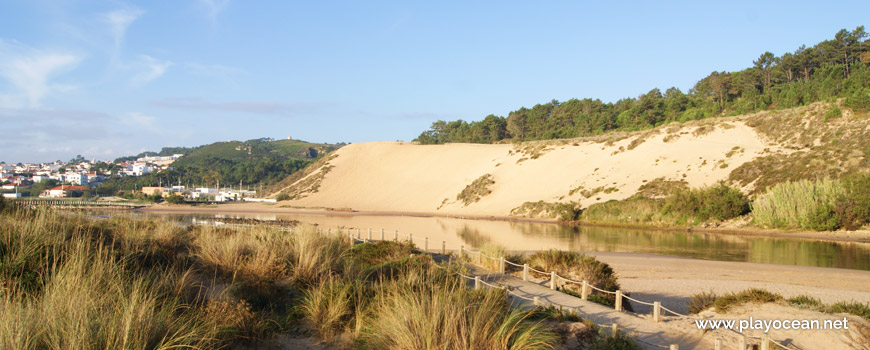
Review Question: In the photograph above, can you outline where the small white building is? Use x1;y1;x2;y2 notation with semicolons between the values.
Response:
67;173;88;185
2;193;22;199
132;163;152;176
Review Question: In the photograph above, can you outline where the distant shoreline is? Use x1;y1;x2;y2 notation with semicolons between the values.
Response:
138;202;870;244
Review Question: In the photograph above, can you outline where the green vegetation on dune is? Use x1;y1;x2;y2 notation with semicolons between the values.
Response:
752;174;870;231
415;27;870;145
456;174;496;206
581;183;750;227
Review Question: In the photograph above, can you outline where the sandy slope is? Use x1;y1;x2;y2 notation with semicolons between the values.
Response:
281;120;773;216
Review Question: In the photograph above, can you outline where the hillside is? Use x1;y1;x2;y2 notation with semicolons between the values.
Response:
272;102;870;218
171;138;339;166
99;139;344;193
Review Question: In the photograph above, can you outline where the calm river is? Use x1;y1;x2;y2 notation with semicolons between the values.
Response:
111;210;870;271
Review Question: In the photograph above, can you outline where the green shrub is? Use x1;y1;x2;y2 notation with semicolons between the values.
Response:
827;301;870;319
805;203;840;231
456;174;495;205
688;291;718;314
581;196;663;224
823;105;842;121
275;193;290;201
662;183;750;222
844;87;870;112
839;172;870;230
589;330;639;350
525;250;626;310
348;240;417;270
713;289;783;313
510;201;581;220
787;295;822;309
165;194;185;204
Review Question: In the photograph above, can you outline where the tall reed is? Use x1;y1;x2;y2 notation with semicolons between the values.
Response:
752;178;845;229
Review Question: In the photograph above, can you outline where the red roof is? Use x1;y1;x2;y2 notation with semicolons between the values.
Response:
48;185;87;191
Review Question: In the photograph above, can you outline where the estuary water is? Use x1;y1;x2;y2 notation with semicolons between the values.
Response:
112;210;870;271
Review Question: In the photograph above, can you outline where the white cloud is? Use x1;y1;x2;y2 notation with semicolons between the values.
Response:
103;7;144;53
198;0;230;23
130;55;172;86
151;97;327;115
122;111;161;134
0;40;82;108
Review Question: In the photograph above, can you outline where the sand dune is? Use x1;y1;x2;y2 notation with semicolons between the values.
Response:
280;120;775;217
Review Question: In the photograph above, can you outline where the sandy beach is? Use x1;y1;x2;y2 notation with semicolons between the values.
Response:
587;252;870;314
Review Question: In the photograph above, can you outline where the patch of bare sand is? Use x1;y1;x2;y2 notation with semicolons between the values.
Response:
282;121;773;217
588;252;870;316
687;304;870;350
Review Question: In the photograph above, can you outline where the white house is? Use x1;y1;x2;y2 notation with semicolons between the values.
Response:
67;173;88;185
42;185;87;198
132;163;152;176
2;193;22;199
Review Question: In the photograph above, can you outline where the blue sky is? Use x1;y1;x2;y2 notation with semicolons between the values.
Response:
1;1;868;163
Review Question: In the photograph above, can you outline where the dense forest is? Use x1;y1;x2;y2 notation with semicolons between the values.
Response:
415;27;870;144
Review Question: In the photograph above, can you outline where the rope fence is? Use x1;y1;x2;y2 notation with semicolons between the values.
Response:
335;225;794;350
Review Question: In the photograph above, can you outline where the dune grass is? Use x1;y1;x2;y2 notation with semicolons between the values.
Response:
1;207;565;349
581;183;749;226
0;211;221;350
360;264;556;350
687;288;870;321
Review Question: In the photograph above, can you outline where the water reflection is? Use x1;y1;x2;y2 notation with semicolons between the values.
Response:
118;210;870;271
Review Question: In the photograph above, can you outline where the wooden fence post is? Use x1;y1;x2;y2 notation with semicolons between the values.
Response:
380;229;384;241
474;276;481;290
714;338;721;350
533;296;540;306
460;245;465;259
499;257;505;273
550;272;556;290
581;280;588;301
669;345;678;350
367;228;372;241
653;301;661;322
760;334;770;350
442;241;446;255
409;233;413;244
615;290;623;312
356;228;360;239
424;237;428;251
348;233;353;245
522;264;529;281
611;323;618;338
738;335;746;350
394;230;398;241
